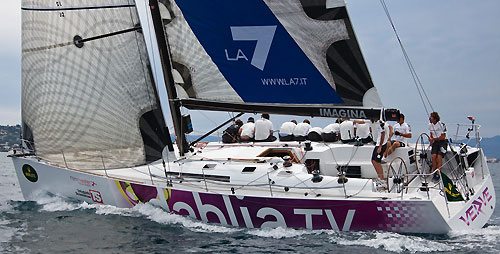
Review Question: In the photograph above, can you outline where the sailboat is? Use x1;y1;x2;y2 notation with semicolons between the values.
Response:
10;0;495;234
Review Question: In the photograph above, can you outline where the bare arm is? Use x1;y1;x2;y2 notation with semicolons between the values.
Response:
401;132;412;138
430;133;446;141
437;133;446;141
388;125;393;140
378;131;385;153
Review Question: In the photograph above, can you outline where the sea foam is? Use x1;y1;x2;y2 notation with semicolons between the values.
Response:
329;231;454;253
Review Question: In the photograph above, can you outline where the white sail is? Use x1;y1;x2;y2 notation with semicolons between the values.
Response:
21;0;170;169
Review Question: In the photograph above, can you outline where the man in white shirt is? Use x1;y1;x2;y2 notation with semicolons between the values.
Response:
239;117;255;142
353;120;372;143
428;112;447;181
339;119;355;143
307;127;323;141
279;120;297;141
371;118;388;189
254;114;276;142
322;120;341;142
293;119;311;141
386;113;412;156
371;120;392;150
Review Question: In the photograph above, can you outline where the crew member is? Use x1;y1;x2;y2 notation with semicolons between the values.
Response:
239;117;255;142
385;113;412;156
254;114;276;142
222;119;243;143
322;119;341;142
428;112;447;182
353;120;372;143
307;127;323;141
371;117;388;189
279;120;297;141
293;119;311;141
340;119;355;143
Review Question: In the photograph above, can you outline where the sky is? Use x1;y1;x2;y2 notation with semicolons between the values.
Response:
1;0;500;142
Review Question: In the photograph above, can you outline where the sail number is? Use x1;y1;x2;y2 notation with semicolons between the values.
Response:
55;1;64;17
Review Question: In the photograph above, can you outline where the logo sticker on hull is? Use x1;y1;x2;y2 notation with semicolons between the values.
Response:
22;164;38;182
90;190;103;204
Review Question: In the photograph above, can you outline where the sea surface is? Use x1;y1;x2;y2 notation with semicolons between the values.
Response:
1;152;500;253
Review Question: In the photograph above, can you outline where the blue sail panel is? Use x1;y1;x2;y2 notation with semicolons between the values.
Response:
174;0;344;104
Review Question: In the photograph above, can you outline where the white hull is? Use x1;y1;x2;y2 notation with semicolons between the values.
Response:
10;141;496;233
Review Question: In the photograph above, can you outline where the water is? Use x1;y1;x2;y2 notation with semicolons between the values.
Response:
1;152;500;253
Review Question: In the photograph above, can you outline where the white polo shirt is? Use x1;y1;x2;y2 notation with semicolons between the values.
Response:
393;122;411;144
279;122;296;136
372;120;388;146
429;121;446;139
254;118;274;140
323;123;340;134
309;127;323;135
355;121;370;139
240;122;255;138
293;122;311;137
340;120;354;140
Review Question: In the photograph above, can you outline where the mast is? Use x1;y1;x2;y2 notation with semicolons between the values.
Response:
149;0;188;156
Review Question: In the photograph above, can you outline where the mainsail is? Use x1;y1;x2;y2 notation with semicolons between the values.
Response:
21;0;171;169
159;0;383;114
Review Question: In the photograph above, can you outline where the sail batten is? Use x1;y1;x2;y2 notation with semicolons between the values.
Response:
22;3;135;11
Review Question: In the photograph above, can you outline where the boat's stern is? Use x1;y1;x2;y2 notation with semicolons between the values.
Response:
448;174;496;231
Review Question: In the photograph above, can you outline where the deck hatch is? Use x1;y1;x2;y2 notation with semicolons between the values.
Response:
242;167;256;173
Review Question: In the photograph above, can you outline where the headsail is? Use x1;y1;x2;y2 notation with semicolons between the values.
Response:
21;0;171;169
160;0;382;113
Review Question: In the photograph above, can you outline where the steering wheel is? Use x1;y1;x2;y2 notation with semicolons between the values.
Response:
386;157;409;193
414;133;432;175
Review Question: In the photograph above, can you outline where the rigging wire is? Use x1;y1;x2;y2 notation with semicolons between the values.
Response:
379;0;435;116
380;1;452;187
199;111;220;127
198;111;225;139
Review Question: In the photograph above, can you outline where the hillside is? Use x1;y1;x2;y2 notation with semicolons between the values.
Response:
0;125;21;152
474;135;500;159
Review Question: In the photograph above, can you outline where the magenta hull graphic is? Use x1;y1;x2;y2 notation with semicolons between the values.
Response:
167;190;450;233
113;179;450;233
